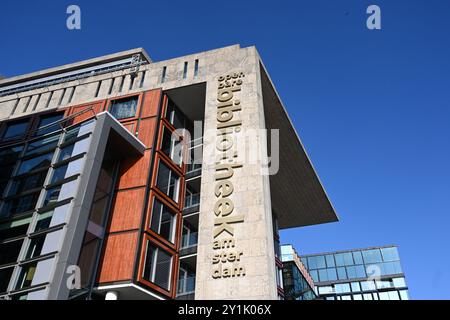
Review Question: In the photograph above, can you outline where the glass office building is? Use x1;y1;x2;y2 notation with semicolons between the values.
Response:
300;246;409;300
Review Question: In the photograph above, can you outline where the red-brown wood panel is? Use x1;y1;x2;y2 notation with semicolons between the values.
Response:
108;188;146;233
120;120;137;135
67;101;105;124
137;117;157;148
97;231;139;284
140;89;161;118
116;150;151;190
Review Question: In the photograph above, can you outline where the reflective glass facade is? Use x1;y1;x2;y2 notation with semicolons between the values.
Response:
281;245;317;300
301;246;409;300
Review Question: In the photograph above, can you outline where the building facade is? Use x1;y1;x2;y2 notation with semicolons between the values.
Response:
280;245;317;300
0;45;338;300
298;245;409;300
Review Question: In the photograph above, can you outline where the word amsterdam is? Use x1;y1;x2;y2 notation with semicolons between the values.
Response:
211;72;246;279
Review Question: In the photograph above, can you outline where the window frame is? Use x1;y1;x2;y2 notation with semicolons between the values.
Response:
106;94;142;121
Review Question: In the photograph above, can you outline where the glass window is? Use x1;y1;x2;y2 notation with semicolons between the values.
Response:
17;151;53;175
25;235;46;259
2;120;29;140
57;144;75;162
160;126;183;166
156;161;180;203
325;254;335;267
142;241;173;290
0;239;23;265
150;197;177;243
361;280;376;291
0;216;31;241
7;170;48;196
381;261;402;275
25;133;59;156
0;267;14;293
309;270;319;283
353;251;364;265
15;261;38;290
337;267;347;280
165;99;186;129
341;295;351;300
353;294;363;300
335;283;351;294
327;268;337;281
307;256;317;270
109;96;138;119
381;247;400;262
335;253;345;267
50;164;69;185
318;286;334;294
34;210;54;231
362;249;383;264
35;114;63;136
43;185;62;206
355;265;366;278
181;221;198;248
363;293;373;300
316;255;326;269
376;279;393;289
388;290;400;300
0;192;41;218
318;268;328;282
0;145;23;166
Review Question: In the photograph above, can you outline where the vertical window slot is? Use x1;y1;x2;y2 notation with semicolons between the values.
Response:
183;62;188;79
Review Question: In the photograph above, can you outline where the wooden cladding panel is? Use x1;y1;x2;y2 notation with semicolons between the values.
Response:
137;117;157;148
108;188;146;233
140;89;161;118
67;102;105;125
97;231;138;284
120;120;137;135
116;150;151;190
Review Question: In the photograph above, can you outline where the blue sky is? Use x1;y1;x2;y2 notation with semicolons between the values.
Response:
1;0;449;299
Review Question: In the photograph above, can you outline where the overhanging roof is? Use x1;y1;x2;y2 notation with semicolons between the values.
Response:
259;62;338;229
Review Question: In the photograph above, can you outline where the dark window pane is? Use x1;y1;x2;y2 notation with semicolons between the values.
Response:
0;239;23;265
43;185;61;206
2;120;29;140
34;210;54;232
0;216;31;241
17;152;53;175
25;235;46;259
143;242;172;291
0;192;40;218
50;164;69;184
109;97;138;119
150;198;176;243
8;170;48;196
0;145;23;166
15;261;38;290
165;99;185;129
0;267;14;293
25;134;59;156
156;161;180;203
35;114;63;136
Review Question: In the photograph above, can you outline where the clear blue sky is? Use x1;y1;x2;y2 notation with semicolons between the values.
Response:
1;0;449;300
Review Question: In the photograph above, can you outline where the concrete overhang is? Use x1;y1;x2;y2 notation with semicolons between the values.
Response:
259;63;338;229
